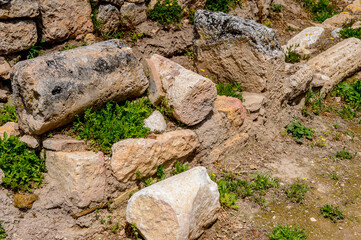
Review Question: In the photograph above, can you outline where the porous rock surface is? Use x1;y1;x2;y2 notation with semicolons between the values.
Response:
0;57;10;80
283;27;325;54
143;110;167;133
194;10;285;93
111;130;198;182
97;4;120;34
283;64;314;102
12;40;149;135
147;54;217;126
0;0;39;19
101;0;124;7
214;95;246;127
0;20;37;55
126;166;220;240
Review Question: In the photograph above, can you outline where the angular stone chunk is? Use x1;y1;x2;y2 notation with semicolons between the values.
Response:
242;92;266;113
126;167;220;240
0;20;37;55
0;0;39;19
307;38;361;95
12;40;149;135
43;135;87;152
147;54;217;126
97;4;120;34
101;0;124;7
0;57;10;80
194;10;285;93
214;95;246;127
283;27;325;54
283;64;314;101
19;135;40;149
111;130;198;182
143;110;167;133
46;151;106;208
40;0;94;43
0;122;19;139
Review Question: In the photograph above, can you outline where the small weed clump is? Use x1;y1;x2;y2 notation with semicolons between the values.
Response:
297;0;337;22
303;90;332;116
205;0;242;13
320;204;344;222
173;161;189;175
335;148;354;160
0;102;17;126
0;222;6;240
286;121;315;143
216;82;244;101
334;80;361;119
269;224;308;240
285;45;302;63
147;0;183;25
339;27;361;40
285;180;310;203
0;134;46;192
136;165;167;187
271;4;283;12
72;98;153;154
60;43;81;51
329;173;339;180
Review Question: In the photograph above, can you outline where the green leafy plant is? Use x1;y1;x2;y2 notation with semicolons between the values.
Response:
173;161;189;175
264;20;273;28
147;0;183;25
285;45;302;63
335;148;354;160
156;165;166;181
339;27;361;40
205;0;242;13
303;90;332;116
251;171;279;193
0;222;6;240
320;204;344;222
285;180;310;203
130;223;141;240
0;102;17;126
72;98;153;154
60;43;79;51
26;42;45;59
216;82;244;101
271;4;283;12
269;224;308;240
286;121;315;143
329;173;339;180
0;134;46;192
297;0;337;22
339;105;357;120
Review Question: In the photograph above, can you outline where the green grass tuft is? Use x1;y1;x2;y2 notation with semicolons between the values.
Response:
269;224;308;240
216;82;244;101
0;102;17;126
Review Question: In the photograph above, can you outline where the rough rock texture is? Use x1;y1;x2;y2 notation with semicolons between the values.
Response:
307;38;361;95
0;0;39;19
101;0;124;7
40;0;94;43
214;95;246;127
180;0;206;9
147;54;217;126
14;194;38;209
346;0;361;14
0;57;10;80
242;92;266;113
144;58;165;105
322;12;355;28
43;136;87;152
0;169;3;184
84;33;98;45
144;110;167;133
0;122;19;138
0;20;37;55
111;130;198;182
283;64;314;102
0;0;10;5
283;27;325;54
12;40;149;135
0;89;7;102
19;135;40;149
46;151;106;208
97;4;120;34
311;72;331;88
120;2;147;26
126;167;220;240
194;10;285;93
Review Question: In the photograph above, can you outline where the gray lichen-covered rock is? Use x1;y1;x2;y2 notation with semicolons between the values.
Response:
12;40;149;135
97;4;120;34
194;10;285;93
126;167;220;240
0;0;39;19
0;20;37;55
120;2;147;26
101;0;124;7
40;0;94;43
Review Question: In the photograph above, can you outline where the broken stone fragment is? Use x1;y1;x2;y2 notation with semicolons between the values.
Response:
146;54;217;126
12;40;149;135
111;130;198;182
0;0;39;19
43;135;87;152
19;135;41;149
0;122;20;139
14;194;39;209
214;95;246;127
242;92;266;113
283;64;314;102
283;27;325;55
126;167;220;240
143;110;167;133
97;4;120;34
0;57;11;80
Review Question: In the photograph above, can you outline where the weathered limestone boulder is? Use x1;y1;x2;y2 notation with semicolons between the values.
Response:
126;167;220;240
307;38;361;95
311;73;331;88
97;4;120;34
242;92;266;113
0;20;37;55
0;0;39;19
12;40;149;135
346;0;361;14
19;135;40;149
194;10;285;93
43;135;87;152
214;96;246;127
120;2;147;26
143;110;167;133
46;151;106;208
146;54;217;126
111;130;198;182
283;27;325;55
0;122;19;139
283;64;314;102
0;57;10;80
40;0;94;43
101;0;124;7
323;12;355;28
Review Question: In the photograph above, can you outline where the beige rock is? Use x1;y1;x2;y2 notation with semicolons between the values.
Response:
194;10;285;93
0;57;10;80
126;167;220;240
0;168;4;184
144;58;165;105
0;89;8;102
111;130;198;182
323;12;354;28
346;0;361;14
0;20;37;55
179;0;206;9
102;0;124;7
84;33;98;45
283;27;325;55
352;21;361;30
242;92;266;113
143;110;167;133
46;151;106;208
12;40;149;135
40;0;94;43
14;194;38;209
19;135;40;149
97;4;120;34
147;54;217;126
307;38;361;95
311;73;331;88
214;95;246;127
43;135;87;152
283;64;314;101
120;2;147;26
0;0;39;19
0;122;19;139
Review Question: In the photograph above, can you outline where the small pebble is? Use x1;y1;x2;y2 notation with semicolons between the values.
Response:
310;217;317;222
